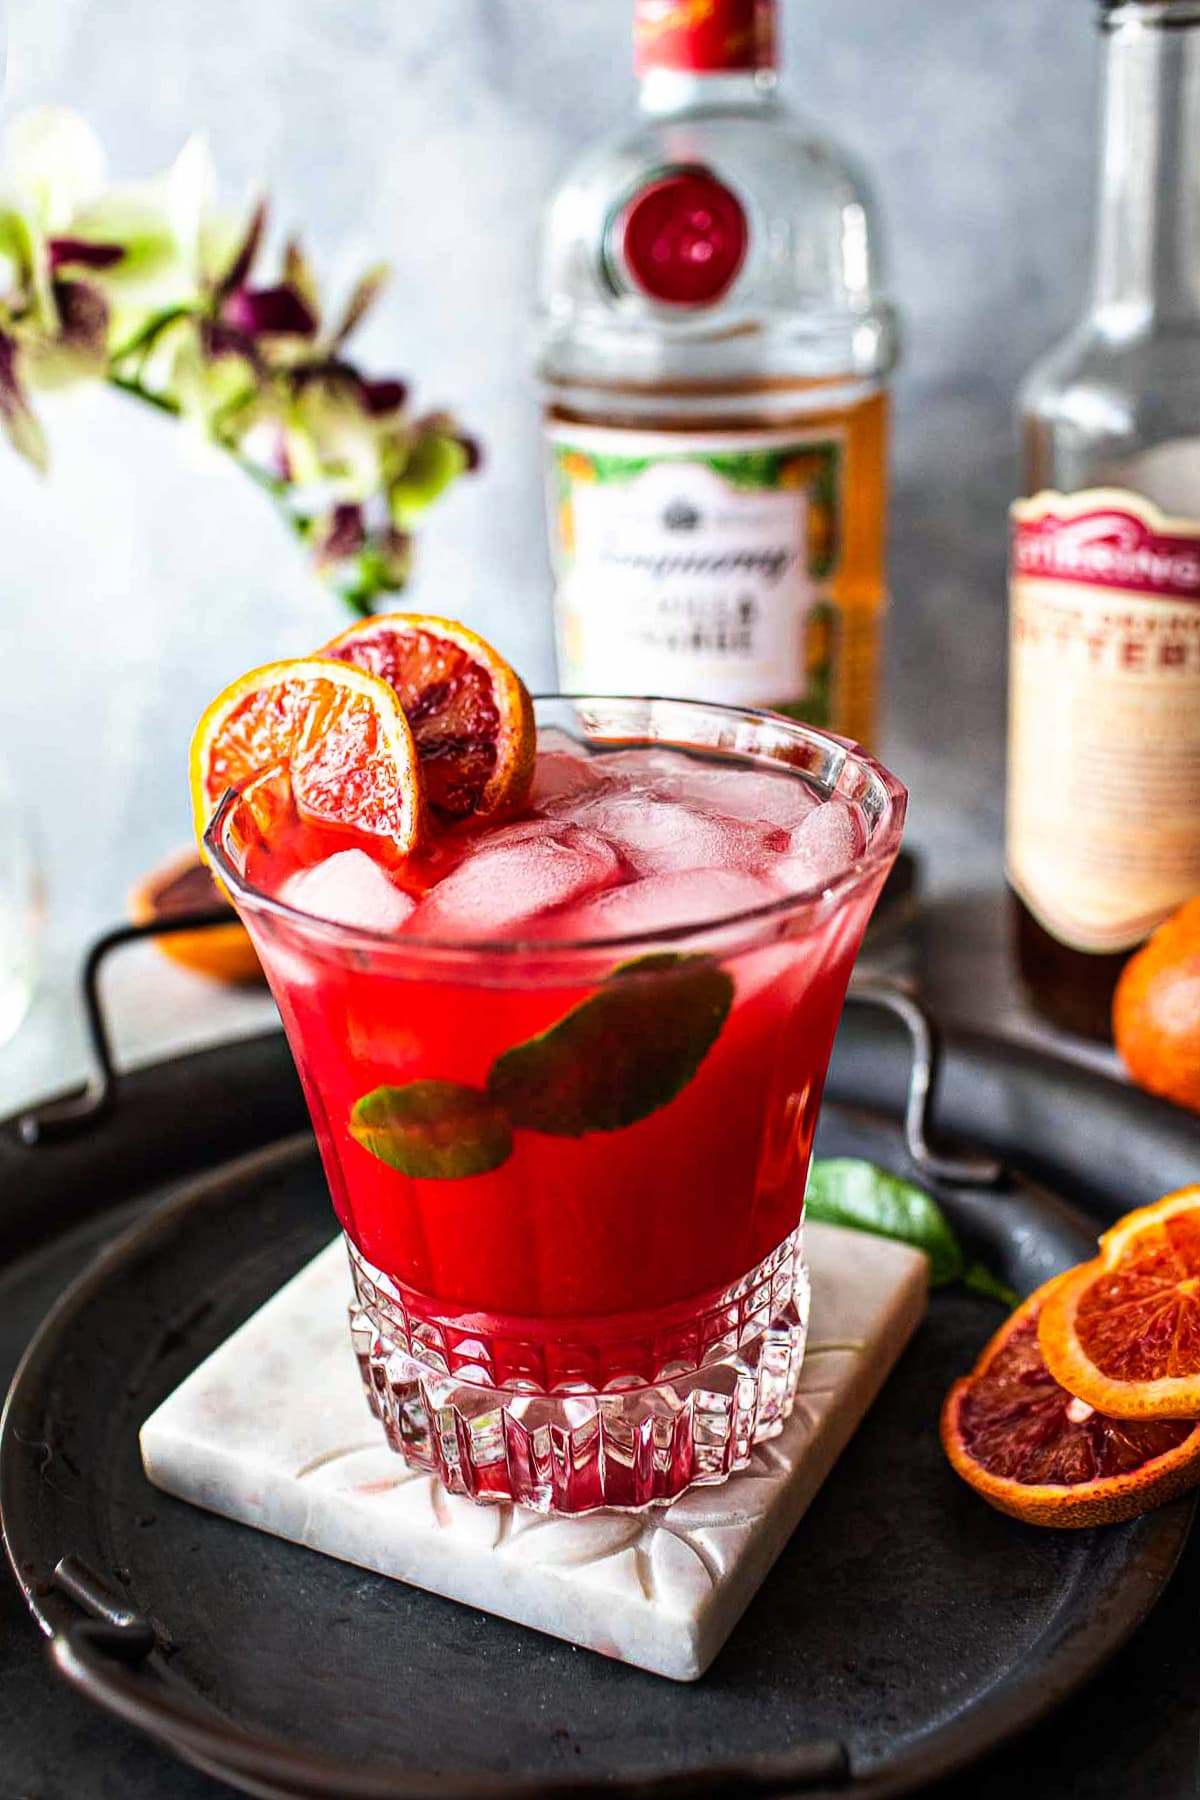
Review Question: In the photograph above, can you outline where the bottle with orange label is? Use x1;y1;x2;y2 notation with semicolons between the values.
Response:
1007;0;1200;1039
534;0;898;747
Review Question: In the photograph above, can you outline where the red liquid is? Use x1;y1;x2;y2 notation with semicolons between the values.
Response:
233;741;885;1386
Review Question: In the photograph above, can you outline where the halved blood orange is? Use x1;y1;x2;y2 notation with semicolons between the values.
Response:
190;657;422;857
321;613;535;823
1039;1187;1200;1419
941;1275;1200;1527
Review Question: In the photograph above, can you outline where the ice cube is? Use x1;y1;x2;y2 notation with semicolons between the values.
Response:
536;725;593;757
281;850;416;934
599;749;819;829
673;764;820;829
466;818;575;850
528;750;611;812
775;799;867;893
548;868;778;940
566;790;781;876
409;823;623;940
595;747;686;789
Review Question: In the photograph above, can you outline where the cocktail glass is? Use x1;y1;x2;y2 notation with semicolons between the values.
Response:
206;697;906;1514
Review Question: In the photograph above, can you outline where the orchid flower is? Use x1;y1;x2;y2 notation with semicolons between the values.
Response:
0;108;476;611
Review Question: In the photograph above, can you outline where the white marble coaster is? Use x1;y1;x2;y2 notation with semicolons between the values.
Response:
141;1223;926;1681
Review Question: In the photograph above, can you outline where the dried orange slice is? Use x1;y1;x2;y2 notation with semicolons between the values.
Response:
190;657;422;856
130;848;263;985
942;1275;1200;1526
1039;1187;1200;1419
322;613;535;823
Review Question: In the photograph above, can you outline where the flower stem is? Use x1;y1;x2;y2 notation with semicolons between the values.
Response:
108;372;181;418
108;304;195;367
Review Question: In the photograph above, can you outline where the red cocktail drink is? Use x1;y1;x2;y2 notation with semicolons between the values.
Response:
208;697;905;1512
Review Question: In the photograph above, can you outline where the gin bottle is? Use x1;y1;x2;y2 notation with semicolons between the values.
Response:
535;0;898;746
1008;0;1200;1037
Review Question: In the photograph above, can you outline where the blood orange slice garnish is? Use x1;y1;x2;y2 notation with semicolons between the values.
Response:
941;1275;1200;1527
190;657;422;858
1039;1187;1200;1419
321;613;535;823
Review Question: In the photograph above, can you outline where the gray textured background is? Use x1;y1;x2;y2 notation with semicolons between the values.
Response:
0;0;1101;1097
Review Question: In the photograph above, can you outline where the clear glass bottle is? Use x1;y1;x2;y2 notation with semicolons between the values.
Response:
534;0;898;747
1007;0;1200;1038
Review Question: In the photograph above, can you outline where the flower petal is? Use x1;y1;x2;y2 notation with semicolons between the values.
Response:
54;279;109;350
217;196;266;297
283;236;320;328
22;280;110;387
315;501;366;564
49;236;124;271
165;134;216;249
284;374;382;497
359;377;407;417
3;108;106;230
388;430;469;523
331;262;389;346
163;135;241;291
162;317;257;429
222;283;317;339
0;330;48;471
373;525;412;586
202;318;257;361
0;201;39;287
64;190;182;294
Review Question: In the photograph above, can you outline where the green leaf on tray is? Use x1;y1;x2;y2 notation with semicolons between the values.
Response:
349;1080;513;1180
962;1261;1022;1310
488;952;734;1138
805;1158;966;1287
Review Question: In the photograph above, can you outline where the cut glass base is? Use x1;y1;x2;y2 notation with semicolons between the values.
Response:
346;1228;810;1514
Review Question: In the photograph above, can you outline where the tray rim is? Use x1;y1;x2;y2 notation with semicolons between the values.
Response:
2;1123;1194;1800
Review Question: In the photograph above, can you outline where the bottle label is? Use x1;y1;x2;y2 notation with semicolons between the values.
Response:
546;422;842;719
1007;488;1200;953
633;0;776;76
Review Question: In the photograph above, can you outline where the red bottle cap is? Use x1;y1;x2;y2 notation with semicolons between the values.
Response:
634;0;777;77
612;167;749;307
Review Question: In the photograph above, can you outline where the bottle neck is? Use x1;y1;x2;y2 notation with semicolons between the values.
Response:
1092;1;1200;333
633;0;777;112
638;66;779;116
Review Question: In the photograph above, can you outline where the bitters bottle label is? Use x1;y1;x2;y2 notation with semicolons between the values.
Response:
1007;488;1200;952
546;423;842;721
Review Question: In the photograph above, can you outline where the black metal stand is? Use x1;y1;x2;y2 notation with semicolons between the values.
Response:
17;909;235;1145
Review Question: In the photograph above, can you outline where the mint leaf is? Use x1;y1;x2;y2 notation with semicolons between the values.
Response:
963;1262;1020;1310
805;1158;965;1286
349;1081;512;1179
488;953;734;1138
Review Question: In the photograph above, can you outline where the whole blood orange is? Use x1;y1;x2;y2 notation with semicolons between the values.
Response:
942;1275;1200;1526
1113;897;1200;1114
322;613;535;823
190;658;423;857
1039;1188;1200;1419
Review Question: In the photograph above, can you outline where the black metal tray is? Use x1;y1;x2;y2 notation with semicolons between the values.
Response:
0;1001;1198;1800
